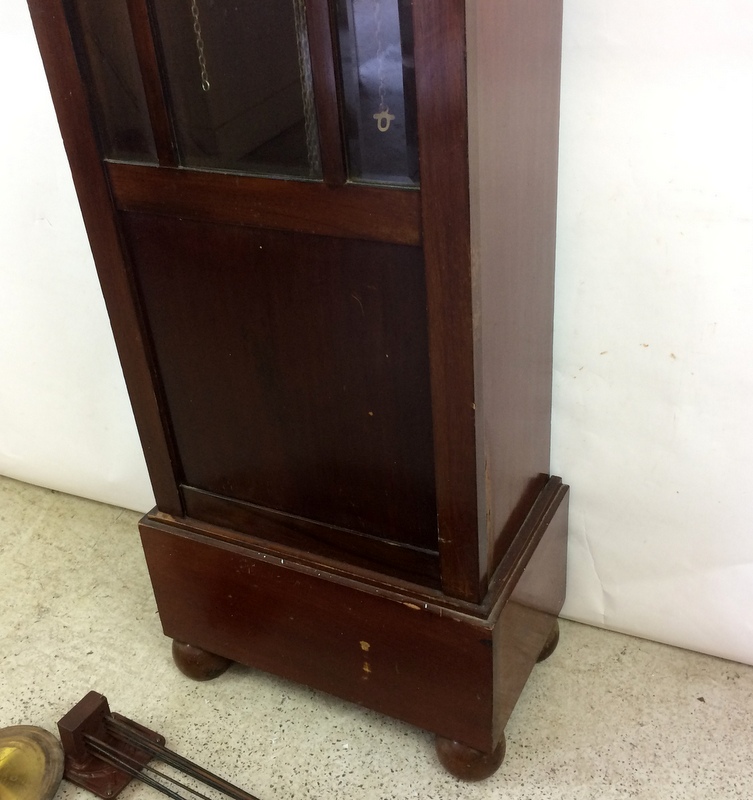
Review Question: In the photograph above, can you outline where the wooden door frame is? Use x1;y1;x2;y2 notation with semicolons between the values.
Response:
28;0;486;602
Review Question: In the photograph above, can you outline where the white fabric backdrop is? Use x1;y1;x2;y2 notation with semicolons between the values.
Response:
2;1;752;665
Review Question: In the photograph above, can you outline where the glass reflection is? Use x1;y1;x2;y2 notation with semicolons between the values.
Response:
152;0;322;179
66;0;158;163
335;0;419;187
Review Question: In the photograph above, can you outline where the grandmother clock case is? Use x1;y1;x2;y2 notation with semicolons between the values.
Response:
28;0;568;780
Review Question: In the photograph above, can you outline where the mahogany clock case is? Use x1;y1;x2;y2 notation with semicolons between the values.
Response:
26;0;568;780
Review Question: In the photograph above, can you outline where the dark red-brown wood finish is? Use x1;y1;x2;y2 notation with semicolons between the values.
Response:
413;0;481;604
27;0;567;780
26;0;183;515
124;0;177;166
122;212;440;584
106;163;422;245
140;477;568;758
303;0;347;185
466;1;564;575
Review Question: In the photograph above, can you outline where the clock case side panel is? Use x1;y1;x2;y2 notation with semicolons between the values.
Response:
415;0;567;600
465;0;566;576
26;0;183;514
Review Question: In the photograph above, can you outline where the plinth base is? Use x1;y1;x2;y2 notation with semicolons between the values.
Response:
140;478;568;779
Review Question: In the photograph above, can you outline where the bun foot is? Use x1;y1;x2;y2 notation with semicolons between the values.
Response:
172;640;232;681
435;734;505;781
537;619;560;663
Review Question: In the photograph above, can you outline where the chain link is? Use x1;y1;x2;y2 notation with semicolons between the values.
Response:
190;0;211;92
374;0;387;112
292;0;321;175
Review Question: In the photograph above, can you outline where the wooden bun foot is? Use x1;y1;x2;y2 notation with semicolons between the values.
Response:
172;640;232;681
435;734;505;781
536;619;560;663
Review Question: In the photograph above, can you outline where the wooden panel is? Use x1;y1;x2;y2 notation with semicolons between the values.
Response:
153;475;567;619
465;0;564;574
139;477;567;753
107;162;421;246
122;213;439;556
492;483;568;743
182;486;441;586
413;0;482;602
27;0;182;514
140;516;495;750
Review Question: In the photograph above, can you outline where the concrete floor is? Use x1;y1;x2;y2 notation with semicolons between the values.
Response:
1;474;752;799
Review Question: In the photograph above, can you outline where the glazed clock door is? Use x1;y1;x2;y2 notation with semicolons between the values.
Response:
62;0;442;585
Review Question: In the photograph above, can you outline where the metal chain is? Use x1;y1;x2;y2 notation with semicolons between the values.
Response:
371;0;395;132
190;0;211;92
374;0;387;112
292;0;321;174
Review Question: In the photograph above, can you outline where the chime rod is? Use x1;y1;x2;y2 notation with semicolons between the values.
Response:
104;716;262;800
83;734;218;800
84;736;193;800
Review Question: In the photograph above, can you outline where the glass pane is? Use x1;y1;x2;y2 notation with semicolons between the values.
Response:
335;0;419;187
152;0;321;179
66;0;158;163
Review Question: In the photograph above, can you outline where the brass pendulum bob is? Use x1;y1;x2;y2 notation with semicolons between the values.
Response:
0;727;64;800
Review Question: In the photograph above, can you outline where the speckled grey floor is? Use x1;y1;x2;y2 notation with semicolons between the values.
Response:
1;474;752;799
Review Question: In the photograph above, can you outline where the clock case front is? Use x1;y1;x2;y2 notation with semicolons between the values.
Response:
28;0;568;778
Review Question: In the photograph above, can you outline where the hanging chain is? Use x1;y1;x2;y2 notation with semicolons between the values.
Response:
374;0;387;112
292;0;321;175
371;0;395;132
190;0;211;92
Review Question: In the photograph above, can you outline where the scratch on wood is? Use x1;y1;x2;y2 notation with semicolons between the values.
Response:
350;291;365;317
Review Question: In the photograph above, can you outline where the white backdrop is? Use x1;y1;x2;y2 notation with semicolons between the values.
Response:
2;1;752;665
